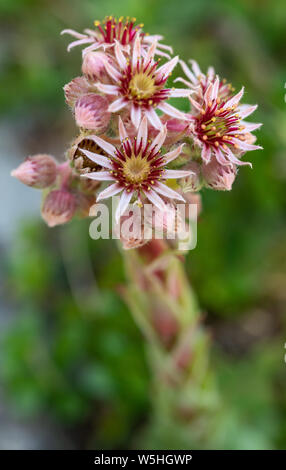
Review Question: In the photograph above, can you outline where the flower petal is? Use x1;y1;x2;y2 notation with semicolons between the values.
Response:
238;104;258;119
143;41;157;67
66;38;94;52
179;60;196;84
143;188;166;210
174;77;194;88
162;144;185;165
103;60;122;81
169;88;192;98
118;116;129;141
132;34;141;69
145;108;163;130
238;122;262;133
82;42;102;55
115;190;133;222
224;146;252;167
155;182;185;202
158;102;188;120
137;116;148;149
95;83;119;95
114;41;128;69
231;138;262;152
97;183;122;200
156;56;178;80
108;97;128;113
131;105;142;128
148;126;167;154
214;147;232;166
201;145;212;164
79;149;113;169
164;169;194;179
81;171;115;181
88;135;117;157
224;87;244;109
189;60;202;77
61;29;87;39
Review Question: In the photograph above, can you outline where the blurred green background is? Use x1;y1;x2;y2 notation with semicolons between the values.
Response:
0;0;286;449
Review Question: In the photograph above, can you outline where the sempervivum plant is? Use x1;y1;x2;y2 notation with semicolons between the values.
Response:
12;15;262;448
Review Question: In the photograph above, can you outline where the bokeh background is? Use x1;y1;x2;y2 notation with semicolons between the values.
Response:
1;0;286;449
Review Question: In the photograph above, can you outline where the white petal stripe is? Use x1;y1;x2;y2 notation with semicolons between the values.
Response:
148;125;167;153
179;60;196;84
96;83;119;95
104;61;122;81
131;105;142;128
155;182;185;202
67;38;94;52
97;183;122;201
164;169;194;179
156;56;178;79
81;171;115;181
169;88;192;98
88;135;116;157
118;117;129;141
136;116;148;149
115;190;133;222
108;97;128;113
162;144;185;165
145;108;164;130
80;149;113;169
158;102;188;120
143;188;166;210
115;41;128;69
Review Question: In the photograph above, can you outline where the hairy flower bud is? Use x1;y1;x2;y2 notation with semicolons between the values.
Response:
64;76;90;108
11;154;57;189
74;93;111;132
202;159;237;191
82;51;110;82
41;189;76;227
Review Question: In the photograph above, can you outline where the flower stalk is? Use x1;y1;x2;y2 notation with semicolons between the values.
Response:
121;240;219;447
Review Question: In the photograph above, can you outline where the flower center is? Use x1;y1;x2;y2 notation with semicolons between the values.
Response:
201;117;230;138
129;73;157;100
122;154;151;184
197;107;241;147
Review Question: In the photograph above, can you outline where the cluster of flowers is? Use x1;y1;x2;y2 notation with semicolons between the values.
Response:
12;16;262;248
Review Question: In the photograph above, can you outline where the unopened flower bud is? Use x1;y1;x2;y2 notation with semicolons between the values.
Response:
202;159;237;191
82;51;110;82
11;154;57;189
74;94;111;132
64;76;90;108
41;189;76;227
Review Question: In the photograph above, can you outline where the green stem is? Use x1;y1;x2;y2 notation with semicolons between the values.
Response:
121;239;220;449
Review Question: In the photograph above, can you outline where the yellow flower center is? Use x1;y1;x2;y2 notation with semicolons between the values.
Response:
123;154;151;184
129;73;157;100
